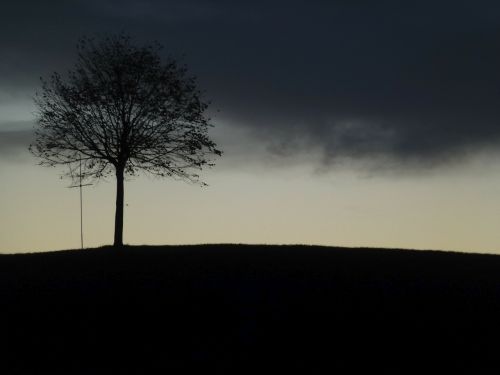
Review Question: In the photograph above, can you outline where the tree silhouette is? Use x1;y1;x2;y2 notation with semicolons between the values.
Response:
30;34;222;247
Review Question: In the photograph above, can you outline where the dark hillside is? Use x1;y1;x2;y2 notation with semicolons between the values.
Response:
2;244;500;372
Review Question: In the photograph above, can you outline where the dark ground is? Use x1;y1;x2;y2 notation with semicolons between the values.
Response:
2;244;500;373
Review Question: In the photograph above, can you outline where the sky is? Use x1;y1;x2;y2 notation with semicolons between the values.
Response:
2;0;500;253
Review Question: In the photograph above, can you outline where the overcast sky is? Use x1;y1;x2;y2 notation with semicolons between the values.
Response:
2;0;500;253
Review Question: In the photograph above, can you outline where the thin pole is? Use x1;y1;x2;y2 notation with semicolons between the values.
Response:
79;158;83;249
68;157;92;250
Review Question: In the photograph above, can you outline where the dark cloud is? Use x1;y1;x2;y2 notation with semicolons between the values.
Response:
2;0;500;169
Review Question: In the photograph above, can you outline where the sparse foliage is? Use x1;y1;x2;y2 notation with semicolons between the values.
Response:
31;34;221;246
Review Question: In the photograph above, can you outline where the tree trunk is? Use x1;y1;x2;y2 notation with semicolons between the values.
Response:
114;166;124;247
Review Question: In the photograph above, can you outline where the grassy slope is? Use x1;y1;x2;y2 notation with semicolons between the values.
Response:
2;244;500;372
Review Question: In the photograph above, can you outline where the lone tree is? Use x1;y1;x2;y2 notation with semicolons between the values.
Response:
30;34;222;246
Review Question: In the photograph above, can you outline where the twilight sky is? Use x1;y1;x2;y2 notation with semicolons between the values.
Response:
2;0;500;253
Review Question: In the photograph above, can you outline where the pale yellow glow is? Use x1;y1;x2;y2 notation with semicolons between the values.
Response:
1;146;500;254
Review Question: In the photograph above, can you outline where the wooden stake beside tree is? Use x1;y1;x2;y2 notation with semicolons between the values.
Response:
30;34;222;247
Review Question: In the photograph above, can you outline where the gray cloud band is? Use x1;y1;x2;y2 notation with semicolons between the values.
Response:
0;129;33;159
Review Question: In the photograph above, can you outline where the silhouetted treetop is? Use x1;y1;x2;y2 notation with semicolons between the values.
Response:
32;34;221;182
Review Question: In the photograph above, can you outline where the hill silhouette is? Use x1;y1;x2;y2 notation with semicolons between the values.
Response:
2;244;500;373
